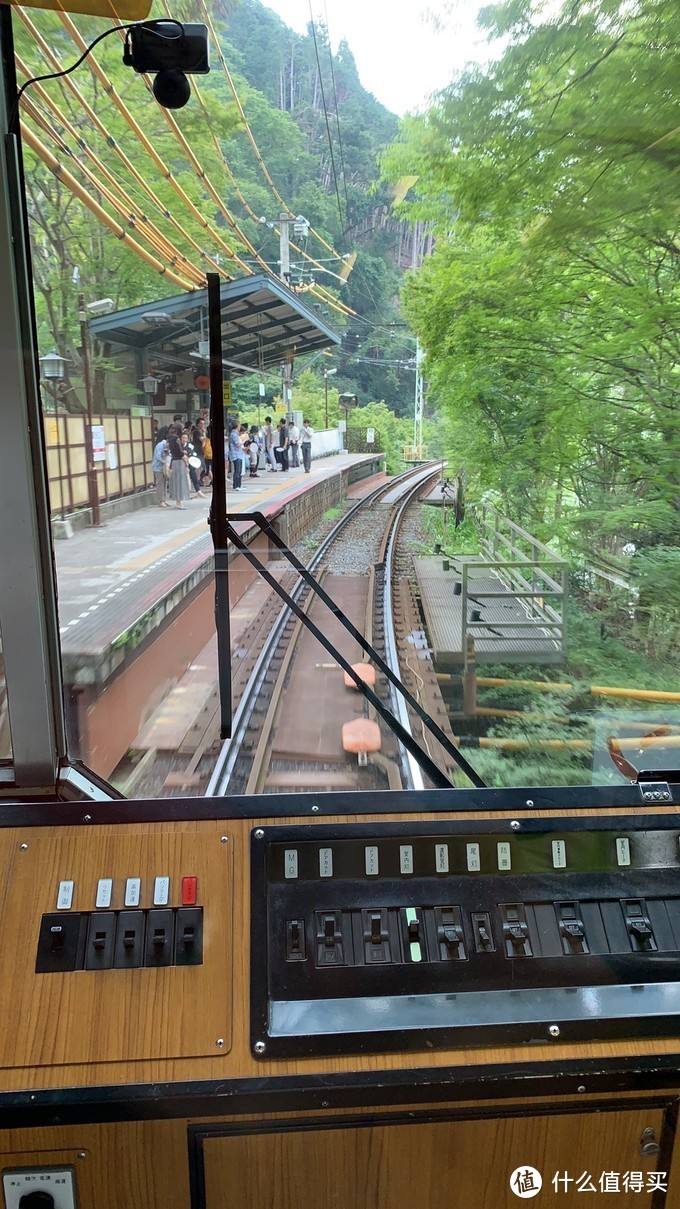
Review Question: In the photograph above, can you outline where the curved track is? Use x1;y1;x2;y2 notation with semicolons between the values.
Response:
207;463;441;797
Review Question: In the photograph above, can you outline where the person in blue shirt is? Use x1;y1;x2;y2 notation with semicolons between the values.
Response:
151;438;170;507
228;420;244;491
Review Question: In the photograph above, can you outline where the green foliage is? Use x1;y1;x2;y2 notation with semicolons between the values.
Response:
382;0;680;558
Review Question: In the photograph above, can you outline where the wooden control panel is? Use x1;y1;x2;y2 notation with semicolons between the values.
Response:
0;790;678;1209
0;823;232;1068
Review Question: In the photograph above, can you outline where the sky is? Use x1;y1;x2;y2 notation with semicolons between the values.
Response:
259;0;491;115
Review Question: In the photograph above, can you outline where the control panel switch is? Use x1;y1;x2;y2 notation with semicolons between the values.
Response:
434;907;466;961
144;909;175;967
36;914;86;973
286;919;306;961
500;904;533;957
3;1167;76;1209
315;911;345;966
622;899;657;952
556;902;589;955
113;910;145;969
471;912;495;952
84;912;116;970
399;906;426;962
174;907;204;965
361;909;391;963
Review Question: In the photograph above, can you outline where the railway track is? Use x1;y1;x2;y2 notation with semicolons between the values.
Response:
207;463;442;798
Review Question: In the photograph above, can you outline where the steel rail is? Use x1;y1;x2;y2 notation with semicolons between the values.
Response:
206;464;437;797
381;469;441;791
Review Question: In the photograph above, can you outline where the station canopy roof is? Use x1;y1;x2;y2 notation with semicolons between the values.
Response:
87;273;341;377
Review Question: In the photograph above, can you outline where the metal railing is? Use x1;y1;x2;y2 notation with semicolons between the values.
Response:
462;503;568;657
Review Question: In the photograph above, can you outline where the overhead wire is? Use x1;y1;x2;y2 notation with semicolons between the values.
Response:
16;60;205;285
14;9;231;282
109;17;273;274
56;10;253;274
18;8;360;319
307;2;345;235
156;0;350;305
21;93;203;284
21;120;195;290
322;0;350;229
195;0;348;263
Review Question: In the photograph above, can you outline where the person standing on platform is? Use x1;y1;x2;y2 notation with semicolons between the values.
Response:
228;419;243;491
202;423;213;487
152;436;170;506
300;419;314;473
263;416;277;471
276;417;289;471
168;423;190;509
288;420;300;467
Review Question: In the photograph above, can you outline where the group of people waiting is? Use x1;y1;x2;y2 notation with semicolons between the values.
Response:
227;416;314;490
152;413;314;505
151;416;213;509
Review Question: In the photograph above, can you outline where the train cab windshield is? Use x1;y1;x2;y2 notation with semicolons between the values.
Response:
0;3;678;1208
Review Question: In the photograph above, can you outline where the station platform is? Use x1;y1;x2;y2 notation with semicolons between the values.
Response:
414;557;563;667
56;451;384;774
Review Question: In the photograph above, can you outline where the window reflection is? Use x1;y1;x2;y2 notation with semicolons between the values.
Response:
0;627;11;764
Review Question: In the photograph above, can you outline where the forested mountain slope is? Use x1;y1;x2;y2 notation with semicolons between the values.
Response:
16;0;413;411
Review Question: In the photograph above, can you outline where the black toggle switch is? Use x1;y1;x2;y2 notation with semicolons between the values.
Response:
361;908;391;963
144;909;175;967
85;912;116;970
434;907;466;961
286;918;306;962
471;911;495;952
36;912;86;972
315;911;345;965
399;907;427;962
114;910;145;969
501;904;533;957
622;900;657;952
174;907;203;965
556;902;589;955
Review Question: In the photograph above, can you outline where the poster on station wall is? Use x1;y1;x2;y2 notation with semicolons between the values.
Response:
91;424;106;463
1;0;151;17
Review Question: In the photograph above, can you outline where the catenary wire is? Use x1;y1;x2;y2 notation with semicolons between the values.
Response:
14;9;231;281
56;11;253;274
307;2;345;234
21;120;195;290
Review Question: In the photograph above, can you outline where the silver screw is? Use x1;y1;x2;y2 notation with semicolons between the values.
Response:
215;1038;225;1048
83;814;92;822
525;799;534;808
19;843;28;851
548;1024;560;1038
254;1041;266;1055
220;836;228;844
644;793;653;801
311;804;320;813
663;792;671;800
577;1086;586;1094
510;820;521;830
77;1152;87;1160
254;829;265;839
321;1100;329;1108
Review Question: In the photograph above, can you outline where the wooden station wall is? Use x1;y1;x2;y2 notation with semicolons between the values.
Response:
0;806;678;1209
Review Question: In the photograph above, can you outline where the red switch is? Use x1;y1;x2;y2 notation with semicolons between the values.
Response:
181;877;197;905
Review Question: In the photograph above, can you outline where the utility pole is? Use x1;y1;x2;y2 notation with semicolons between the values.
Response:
413;338;424;453
323;366;337;429
279;213;290;285
78;292;100;525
